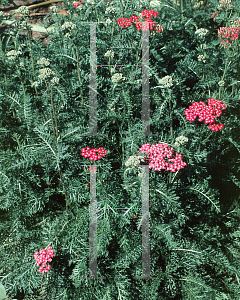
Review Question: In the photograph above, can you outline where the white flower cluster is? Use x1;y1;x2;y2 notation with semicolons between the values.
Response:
87;0;95;4
38;68;55;80
19;61;24;68
198;54;206;63
50;77;60;86
20;20;29;29
158;75;173;88
125;155;145;167
174;135;188;147
200;43;207;49
150;0;161;7
195;28;209;38
31;81;39;88
61;21;77;31
0;11;4;16
37;57;50;67
49;6;59;13
105;6;116;14
104;50;114;58
106;19;112;24
6;50;22;61
111;73;127;83
218;80;225;87
13;6;29;16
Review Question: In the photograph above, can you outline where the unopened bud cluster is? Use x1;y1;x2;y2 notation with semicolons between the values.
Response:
13;6;29;16
198;54;206;63
49;6;59;13
104;50;114;58
105;6;116;14
34;246;55;274
174;136;188;147
218;80;225;86
37;58;50;67
61;21;77;31
38;68;55;80
6;50;22;61
195;28;209;38
111;73;127;83
125;155;145;167
158;75;173;88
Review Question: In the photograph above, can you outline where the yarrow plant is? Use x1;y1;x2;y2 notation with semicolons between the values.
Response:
184;98;226;131
34;246;55;274
139;143;187;172
1;0;240;298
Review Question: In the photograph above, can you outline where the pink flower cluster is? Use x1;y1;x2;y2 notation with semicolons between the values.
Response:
34;246;55;274
117;9;163;32
73;1;83;8
184;99;226;131
139;143;187;172
218;27;239;39
218;0;233;9
218;27;239;48
81;147;107;172
81;147;107;161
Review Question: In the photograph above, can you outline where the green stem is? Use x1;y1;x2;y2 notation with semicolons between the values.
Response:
26;26;38;96
119;0;124;18
49;85;59;139
168;91;173;140
115;118;125;168
17;67;26;100
46;82;69;211
0;37;8;87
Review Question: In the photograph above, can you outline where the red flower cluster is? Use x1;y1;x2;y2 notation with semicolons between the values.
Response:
139;143;187;173
218;27;239;48
81;147;107;161
117;9;163;32
218;27;239;39
73;0;83;8
184;98;226;131
34;246;55;274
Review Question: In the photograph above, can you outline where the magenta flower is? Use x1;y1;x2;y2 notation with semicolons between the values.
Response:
139;143;187;172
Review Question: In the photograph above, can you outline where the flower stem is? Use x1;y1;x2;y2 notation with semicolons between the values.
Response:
46;82;69;211
26;26;38;96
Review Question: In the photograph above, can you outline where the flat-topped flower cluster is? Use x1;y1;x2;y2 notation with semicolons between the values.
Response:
117;9;163;32
139;143;187;172
34;246;55;274
185;98;226;131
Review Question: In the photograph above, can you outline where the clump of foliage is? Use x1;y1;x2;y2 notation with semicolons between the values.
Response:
0;0;240;299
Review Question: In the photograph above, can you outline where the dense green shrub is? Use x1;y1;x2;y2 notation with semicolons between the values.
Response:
0;0;240;299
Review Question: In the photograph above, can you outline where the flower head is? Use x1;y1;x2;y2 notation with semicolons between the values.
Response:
195;28;209;38
139;143;187;172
